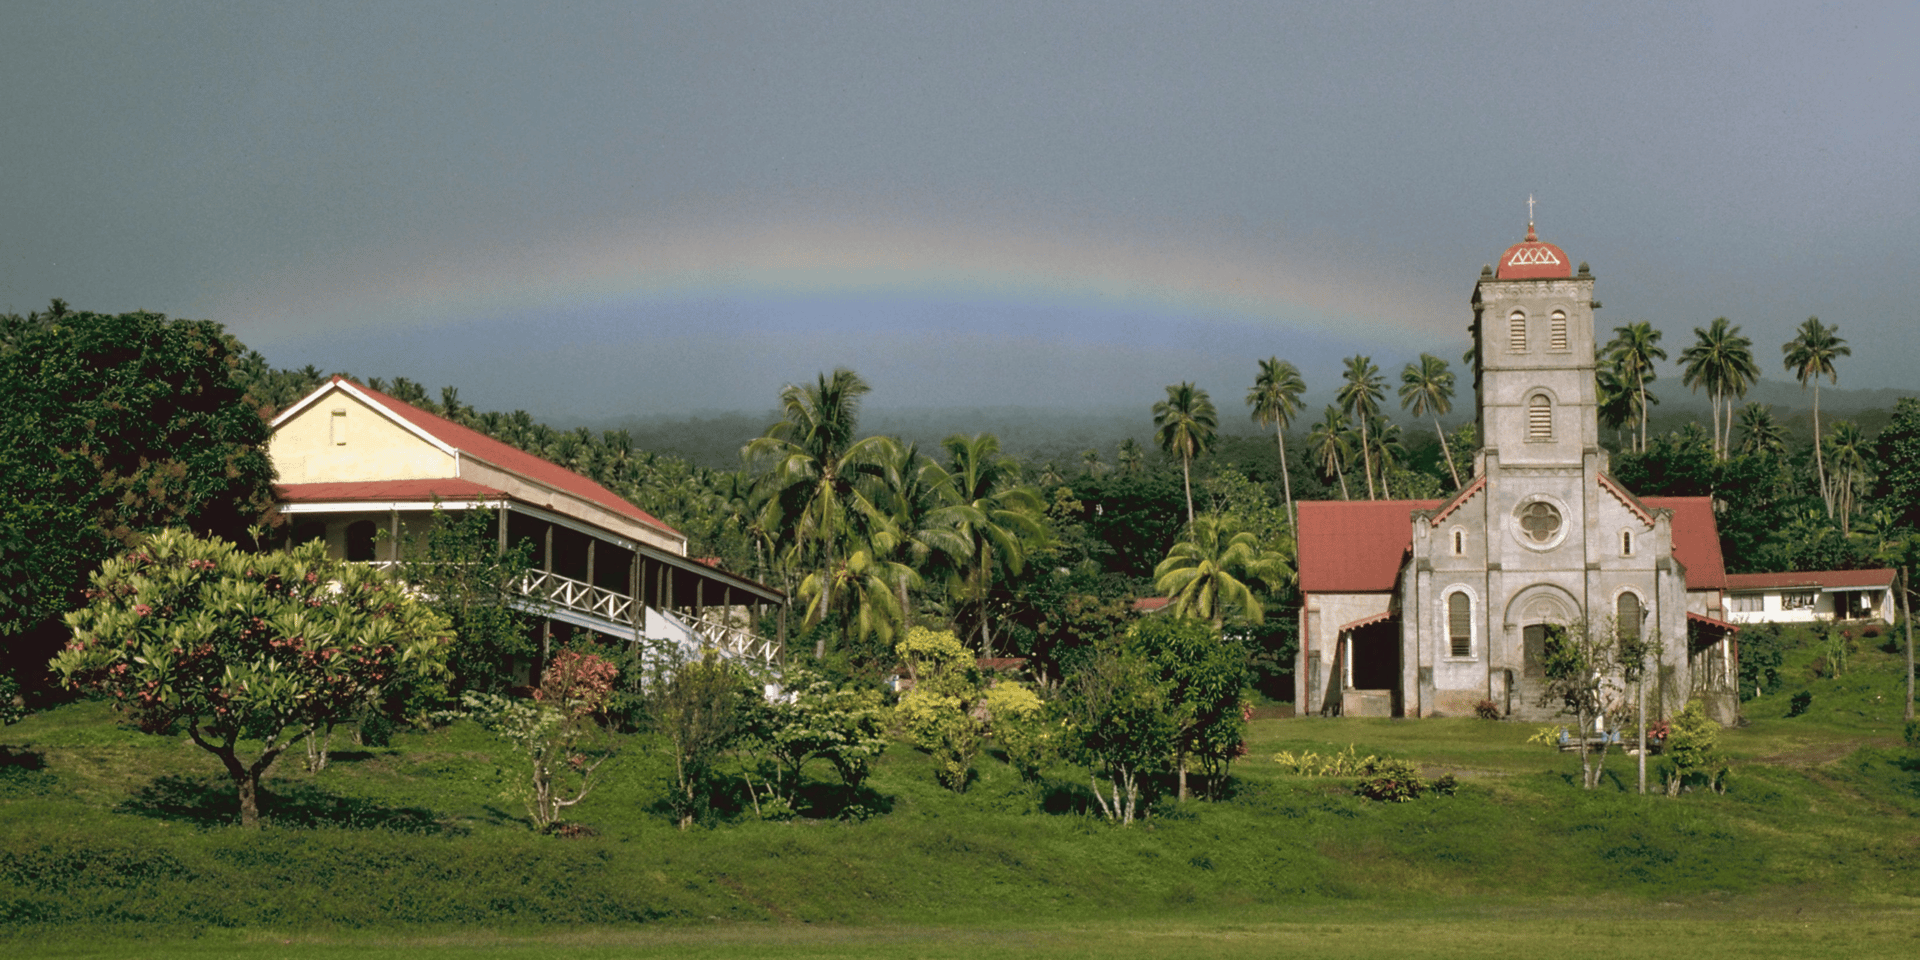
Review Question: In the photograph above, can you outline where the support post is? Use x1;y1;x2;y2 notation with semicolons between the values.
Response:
586;540;596;592
388;509;400;562
497;502;508;556
1905;567;1915;723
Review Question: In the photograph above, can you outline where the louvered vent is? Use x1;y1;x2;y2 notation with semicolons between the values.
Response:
1449;593;1471;657
1528;395;1552;440
1509;312;1527;352
1550;311;1568;350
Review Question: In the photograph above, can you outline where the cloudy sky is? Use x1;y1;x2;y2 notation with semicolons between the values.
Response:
4;1;1915;422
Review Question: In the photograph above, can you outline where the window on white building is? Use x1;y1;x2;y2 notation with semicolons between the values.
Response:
1731;594;1763;613
1448;592;1472;658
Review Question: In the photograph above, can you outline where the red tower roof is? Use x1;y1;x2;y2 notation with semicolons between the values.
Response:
1494;222;1572;279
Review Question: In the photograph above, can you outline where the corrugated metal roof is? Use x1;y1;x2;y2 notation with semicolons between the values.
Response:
318;377;681;538
1297;499;1442;593
1723;568;1896;591
1641;496;1726;590
277;479;503;502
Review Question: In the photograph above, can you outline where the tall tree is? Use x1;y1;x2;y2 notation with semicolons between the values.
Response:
1782;316;1850;517
1679;317;1759;458
1246;357;1307;529
1337;356;1386;499
1306;405;1353;499
868;441;967;631
1152;514;1292;630
1116;438;1145;475
1823;420;1871;535
1398;353;1461;488
1736;402;1789;458
744;369;893;657
1153;382;1219;524
1605;322;1666;454
928;433;1049;657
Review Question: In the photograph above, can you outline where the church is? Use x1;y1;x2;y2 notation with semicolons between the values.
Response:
1293;221;1740;724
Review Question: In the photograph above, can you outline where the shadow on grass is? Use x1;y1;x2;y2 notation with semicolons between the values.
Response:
117;774;462;834
0;745;55;797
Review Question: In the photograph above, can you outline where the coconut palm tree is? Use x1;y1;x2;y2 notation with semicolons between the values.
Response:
1605;323;1666;453
1306;405;1353;499
1153;382;1219;524
744;369;894;656
796;537;917;651
928;433;1049;657
1824;420;1871;535
1783;317;1851;517
1736;403;1789;458
1116;438;1145;475
1153;514;1293;630
1398;353;1461;488
1081;448;1106;476
1337;356;1386;499
1679;317;1760;458
1364;414;1405;499
1247;357;1307;529
867;440;968;629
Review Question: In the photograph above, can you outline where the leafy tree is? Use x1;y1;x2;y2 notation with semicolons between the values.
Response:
1398;353;1461;487
389;505;540;696
744;369;894;656
649;650;758;829
984;681;1054;786
1823;420;1872;534
1534;619;1619;790
1737;402;1790;458
894;627;988;791
751;667;889;805
1306;405;1354;499
53;530;454;828
1874;398;1920;532
1116;438;1145;475
1337;356;1386;498
1;304;277;687
1125;617;1249;801
1152;515;1291;630
1605;322;1666;453
1153;382;1219;524
1678;317;1759;458
1661;699;1728;796
929;434;1049;657
465;650;618;831
1246;358;1307;527
1782;316;1850;516
1058;644;1175;825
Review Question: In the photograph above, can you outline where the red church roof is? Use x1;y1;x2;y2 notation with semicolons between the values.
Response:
1494;223;1572;280
1297;500;1442;593
1642;496;1726;590
285;378;681;539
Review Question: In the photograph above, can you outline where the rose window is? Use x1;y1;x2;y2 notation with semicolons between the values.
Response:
1519;502;1562;543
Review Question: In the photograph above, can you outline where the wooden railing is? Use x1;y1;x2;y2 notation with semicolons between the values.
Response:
670;608;782;665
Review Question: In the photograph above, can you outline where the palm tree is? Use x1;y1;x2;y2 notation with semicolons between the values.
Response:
1824;420;1871;535
1153;514;1293;630
1116;438;1145;475
1679;318;1759;458
927;434;1049;657
743;369;895;657
867;440;968;630
1364;414;1405;499
1247;357;1307;528
1736;402;1789;457
1153;382;1219;524
1783;317;1851;517
1306;405;1353;499
1606;323;1666;453
1081;448;1106;476
1398;353;1461;488
1337;356;1386;499
796;537;916;651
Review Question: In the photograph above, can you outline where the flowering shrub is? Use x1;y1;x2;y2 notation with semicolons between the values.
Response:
53;529;453;827
465;650;618;832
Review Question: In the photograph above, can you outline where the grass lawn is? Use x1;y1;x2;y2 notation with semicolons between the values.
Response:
1;624;1916;954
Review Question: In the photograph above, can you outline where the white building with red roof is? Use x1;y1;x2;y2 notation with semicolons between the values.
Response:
1295;221;1739;724
269;377;784;677
1722;569;1897;624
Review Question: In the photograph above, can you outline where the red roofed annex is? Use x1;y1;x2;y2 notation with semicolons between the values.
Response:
1294;218;1739;725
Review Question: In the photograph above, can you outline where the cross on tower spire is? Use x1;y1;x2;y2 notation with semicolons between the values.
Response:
1526;194;1538;242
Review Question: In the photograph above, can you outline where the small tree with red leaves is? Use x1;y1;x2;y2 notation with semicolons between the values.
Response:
465;650;619;831
52;529;454;828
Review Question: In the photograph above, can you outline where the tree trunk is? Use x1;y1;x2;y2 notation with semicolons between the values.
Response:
1905;567;1914;723
1357;417;1376;500
1638;380;1649;454
1276;422;1296;530
1177;745;1189;802
1813;381;1830;517
1432;413;1460;488
1181;452;1195;524
1637;672;1647;795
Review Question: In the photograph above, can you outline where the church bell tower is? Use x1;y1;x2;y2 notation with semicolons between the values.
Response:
1471;217;1599;472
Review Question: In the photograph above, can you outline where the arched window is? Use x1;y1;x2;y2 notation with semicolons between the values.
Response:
1508;311;1528;352
1448;592;1472;657
1550;311;1568;351
1451;529;1466;556
1527;394;1553;440
346;520;378;562
1617;592;1643;642
1621;530;1634;556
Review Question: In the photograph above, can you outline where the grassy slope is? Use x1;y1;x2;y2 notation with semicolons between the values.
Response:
0;631;1915;947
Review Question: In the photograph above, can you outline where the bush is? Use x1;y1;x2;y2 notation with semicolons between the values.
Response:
1660;699;1728;796
1905;719;1920;751
1473;699;1501;720
1788;690;1813;717
1353;757;1426;803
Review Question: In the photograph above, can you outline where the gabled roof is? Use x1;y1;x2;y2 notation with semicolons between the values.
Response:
1723;568;1896;592
1427;475;1485;527
1641;496;1725;590
1298;499;1442;593
275;377;680;538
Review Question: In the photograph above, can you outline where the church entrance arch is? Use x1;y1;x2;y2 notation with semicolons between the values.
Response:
1505;585;1580;679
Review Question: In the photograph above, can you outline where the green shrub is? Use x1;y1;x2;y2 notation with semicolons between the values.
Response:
1473;699;1501;720
1788;690;1813;717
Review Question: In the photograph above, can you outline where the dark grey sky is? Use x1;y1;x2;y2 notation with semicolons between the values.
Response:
4;2;1915;421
